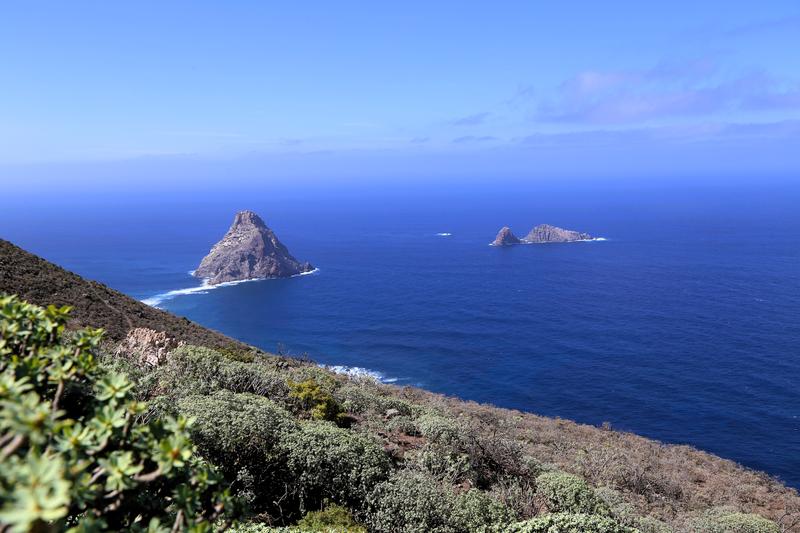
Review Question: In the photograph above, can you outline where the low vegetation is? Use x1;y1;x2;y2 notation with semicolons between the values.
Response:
1;241;799;532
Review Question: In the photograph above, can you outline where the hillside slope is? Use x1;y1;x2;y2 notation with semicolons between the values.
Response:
0;239;253;351
1;238;798;531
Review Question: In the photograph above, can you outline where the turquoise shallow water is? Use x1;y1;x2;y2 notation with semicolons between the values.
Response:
5;180;800;487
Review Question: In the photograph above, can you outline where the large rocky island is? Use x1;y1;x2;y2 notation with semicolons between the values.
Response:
194;210;313;285
491;223;594;246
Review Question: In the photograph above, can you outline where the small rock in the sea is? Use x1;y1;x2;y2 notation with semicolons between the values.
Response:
490;226;521;246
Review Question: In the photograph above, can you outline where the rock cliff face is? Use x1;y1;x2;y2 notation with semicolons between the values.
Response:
491;224;593;246
114;328;184;367
194;211;313;285
523;224;592;243
490;227;521;246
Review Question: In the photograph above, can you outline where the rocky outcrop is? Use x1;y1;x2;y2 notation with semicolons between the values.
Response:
114;327;184;367
194;210;313;285
490;227;521;246
491;224;593;246
522;224;592;243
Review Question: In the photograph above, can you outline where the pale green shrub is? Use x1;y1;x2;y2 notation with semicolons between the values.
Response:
408;443;471;484
282;421;391;512
365;470;456;533
416;413;464;447
687;508;779;533
451;489;516;531
334;384;414;416
535;471;609;515
160;345;290;402
492;512;637;532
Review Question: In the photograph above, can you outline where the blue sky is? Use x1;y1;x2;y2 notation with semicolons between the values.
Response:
1;2;799;182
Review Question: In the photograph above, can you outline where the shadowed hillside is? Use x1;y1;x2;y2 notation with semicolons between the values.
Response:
0;239;252;351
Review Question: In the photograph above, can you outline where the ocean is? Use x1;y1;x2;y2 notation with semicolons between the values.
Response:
4;177;799;487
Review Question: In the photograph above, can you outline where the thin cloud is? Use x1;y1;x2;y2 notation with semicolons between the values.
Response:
516;119;800;147
452;135;497;143
536;64;800;124
449;112;491;126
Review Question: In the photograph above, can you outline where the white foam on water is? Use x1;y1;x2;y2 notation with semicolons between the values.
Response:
293;268;320;277
435;232;453;237
141;268;320;307
324;364;394;383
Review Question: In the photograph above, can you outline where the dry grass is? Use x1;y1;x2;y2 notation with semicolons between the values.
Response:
389;385;800;531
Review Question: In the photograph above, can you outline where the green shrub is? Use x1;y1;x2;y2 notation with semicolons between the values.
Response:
687;508;779;533
158;346;289;403
287;379;343;422
491;512;637;532
595;487;671;533
451;489;516;531
177;390;297;463
216;344;256;363
408;443;471;484
0;295;232;532
295;503;366;532
416;413;464;447
385;415;419;435
365;470;456;533
334;384;414;417
535;472;609;515
177;391;297;511
282;421;391;513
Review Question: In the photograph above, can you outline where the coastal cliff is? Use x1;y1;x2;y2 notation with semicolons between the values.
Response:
194;210;313;285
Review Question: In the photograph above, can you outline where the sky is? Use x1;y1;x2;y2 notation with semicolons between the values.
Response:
1;2;799;186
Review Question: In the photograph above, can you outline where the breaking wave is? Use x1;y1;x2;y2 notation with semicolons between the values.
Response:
141;268;320;307
324;364;396;383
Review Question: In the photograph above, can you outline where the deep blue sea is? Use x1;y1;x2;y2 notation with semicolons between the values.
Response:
4;178;799;487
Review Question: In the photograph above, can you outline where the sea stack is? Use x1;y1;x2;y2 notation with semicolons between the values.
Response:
194;210;313;285
523;224;592;243
490;227;521;246
491;224;594;246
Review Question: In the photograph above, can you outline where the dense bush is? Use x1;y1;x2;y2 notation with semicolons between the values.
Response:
365;470;456;533
535;471;609;515
408;443;471;484
282;421;391;513
177;391;297;512
334;384;414;417
365;470;514;533
287;379;343;423
158;346;290;404
178;390;296;464
493;513;637;533
0;295;232;532
687;507;779;533
450;489;516;531
295;503;367;532
416;413;464;447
